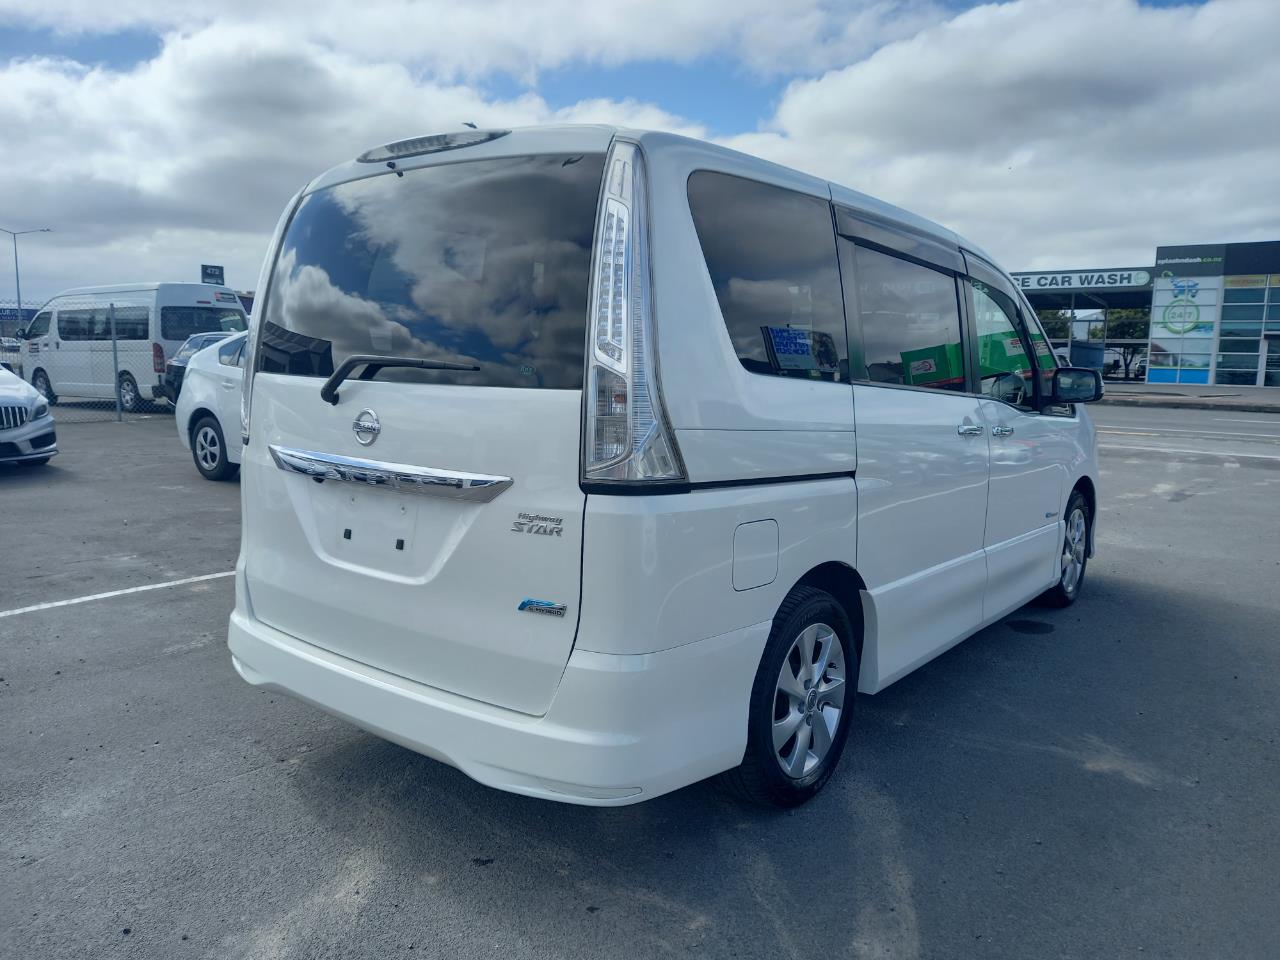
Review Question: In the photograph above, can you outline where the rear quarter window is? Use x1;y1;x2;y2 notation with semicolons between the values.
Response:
161;307;247;340
257;152;606;389
687;171;849;383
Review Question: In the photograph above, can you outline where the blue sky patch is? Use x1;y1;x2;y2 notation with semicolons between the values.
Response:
0;25;161;68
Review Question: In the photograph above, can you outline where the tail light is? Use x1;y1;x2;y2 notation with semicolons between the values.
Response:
152;342;165;373
581;140;684;486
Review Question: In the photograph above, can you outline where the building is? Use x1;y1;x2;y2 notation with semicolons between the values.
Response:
0;304;39;339
1014;240;1280;387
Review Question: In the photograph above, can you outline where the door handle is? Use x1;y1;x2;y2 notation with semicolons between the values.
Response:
956;424;984;437
220;382;236;390
991;425;1014;437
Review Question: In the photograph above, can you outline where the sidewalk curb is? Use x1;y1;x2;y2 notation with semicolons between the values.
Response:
1099;396;1280;414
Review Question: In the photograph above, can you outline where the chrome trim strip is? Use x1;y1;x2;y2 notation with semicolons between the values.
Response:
268;445;513;503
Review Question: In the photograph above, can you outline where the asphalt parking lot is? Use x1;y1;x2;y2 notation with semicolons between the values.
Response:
3;411;1279;960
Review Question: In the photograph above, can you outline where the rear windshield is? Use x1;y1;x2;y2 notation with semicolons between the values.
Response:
175;333;229;361
161;307;247;340
257;152;605;389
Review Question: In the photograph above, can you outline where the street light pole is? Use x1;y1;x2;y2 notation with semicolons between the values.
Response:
0;226;52;328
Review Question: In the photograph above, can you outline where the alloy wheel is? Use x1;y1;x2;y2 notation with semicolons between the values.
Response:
1060;506;1087;596
772;622;847;779
195;425;221;471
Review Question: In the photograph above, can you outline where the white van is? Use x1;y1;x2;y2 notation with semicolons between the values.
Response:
229;126;1102;807
20;283;247;411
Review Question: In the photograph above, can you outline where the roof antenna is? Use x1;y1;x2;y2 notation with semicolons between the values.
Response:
462;121;477;129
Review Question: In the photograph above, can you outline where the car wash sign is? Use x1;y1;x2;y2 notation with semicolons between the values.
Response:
1013;268;1153;293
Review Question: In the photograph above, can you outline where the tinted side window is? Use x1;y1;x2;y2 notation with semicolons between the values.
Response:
218;338;243;366
58;309;94;341
849;245;965;391
688;172;848;382
162;306;243;340
972;281;1034;408
103;306;150;341
1018;293;1058;399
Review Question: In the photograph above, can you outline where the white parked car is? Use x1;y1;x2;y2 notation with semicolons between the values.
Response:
20;282;247;412
0;365;57;465
176;331;245;481
229;126;1102;808
1;335;22;372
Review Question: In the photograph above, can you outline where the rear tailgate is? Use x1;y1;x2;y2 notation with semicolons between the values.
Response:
239;145;607;716
243;377;583;716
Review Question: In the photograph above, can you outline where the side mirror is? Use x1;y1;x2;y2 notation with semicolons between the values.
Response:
1052;367;1103;404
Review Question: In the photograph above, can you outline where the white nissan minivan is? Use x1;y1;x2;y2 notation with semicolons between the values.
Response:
230;126;1101;807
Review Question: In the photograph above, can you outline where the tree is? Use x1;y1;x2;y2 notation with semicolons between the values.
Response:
1035;309;1070;341
1100;309;1151;380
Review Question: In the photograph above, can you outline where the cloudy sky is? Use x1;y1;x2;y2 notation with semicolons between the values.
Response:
0;0;1276;301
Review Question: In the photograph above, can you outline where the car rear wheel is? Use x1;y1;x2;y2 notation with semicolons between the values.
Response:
718;586;858;808
192;415;237;481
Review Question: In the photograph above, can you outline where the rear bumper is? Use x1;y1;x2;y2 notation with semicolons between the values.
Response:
0;416;57;463
228;599;768;805
160;368;185;403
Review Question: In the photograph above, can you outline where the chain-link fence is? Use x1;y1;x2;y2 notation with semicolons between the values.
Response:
1;297;175;423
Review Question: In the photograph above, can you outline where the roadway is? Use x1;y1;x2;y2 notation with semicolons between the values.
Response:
3;414;1278;960
1092;403;1280;461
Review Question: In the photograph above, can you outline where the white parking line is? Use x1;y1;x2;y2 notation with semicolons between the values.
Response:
1100;443;1280;461
1215;418;1280;425
0;571;234;619
1100;426;1279;440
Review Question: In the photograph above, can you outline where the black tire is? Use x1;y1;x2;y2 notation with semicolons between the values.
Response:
191;415;238;481
118;373;142;414
718;586;859;808
1039;489;1090;608
32;369;57;405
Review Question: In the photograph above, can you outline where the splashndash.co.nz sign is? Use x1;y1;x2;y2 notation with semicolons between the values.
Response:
1013;268;1153;291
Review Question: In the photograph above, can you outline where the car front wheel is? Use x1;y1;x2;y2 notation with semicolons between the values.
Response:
32;370;56;404
1040;489;1090;607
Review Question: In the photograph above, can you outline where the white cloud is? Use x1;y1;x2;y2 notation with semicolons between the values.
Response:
723;0;1280;268
0;24;704;297
0;0;1277;301
0;1;945;79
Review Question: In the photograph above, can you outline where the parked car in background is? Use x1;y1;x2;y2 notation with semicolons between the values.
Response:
176;331;245;480
229;126;1102;809
0;364;57;466
1;336;21;374
19;282;247;412
161;331;236;403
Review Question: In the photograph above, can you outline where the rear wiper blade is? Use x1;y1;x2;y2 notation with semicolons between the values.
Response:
320;354;480;405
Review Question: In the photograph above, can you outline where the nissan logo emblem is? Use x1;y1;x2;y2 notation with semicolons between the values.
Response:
352;409;381;446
